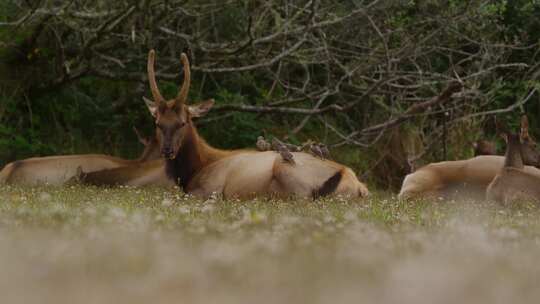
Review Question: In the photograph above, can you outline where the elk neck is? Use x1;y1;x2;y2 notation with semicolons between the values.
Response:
504;135;524;169
165;122;233;189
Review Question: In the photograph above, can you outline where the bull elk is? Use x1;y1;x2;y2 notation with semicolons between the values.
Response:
145;50;369;199
486;116;540;204
73;99;218;188
0;128;161;185
399;117;540;200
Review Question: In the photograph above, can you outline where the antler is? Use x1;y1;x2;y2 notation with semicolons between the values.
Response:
147;50;165;104
175;53;191;107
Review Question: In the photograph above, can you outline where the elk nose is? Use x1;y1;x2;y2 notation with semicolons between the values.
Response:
162;147;174;159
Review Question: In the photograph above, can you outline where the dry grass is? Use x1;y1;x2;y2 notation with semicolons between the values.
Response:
1;185;540;304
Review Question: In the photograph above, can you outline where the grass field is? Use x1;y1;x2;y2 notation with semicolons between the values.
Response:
1;185;540;304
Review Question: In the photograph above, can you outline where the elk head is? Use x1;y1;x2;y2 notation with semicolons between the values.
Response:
133;126;161;162
498;115;540;168
143;50;214;159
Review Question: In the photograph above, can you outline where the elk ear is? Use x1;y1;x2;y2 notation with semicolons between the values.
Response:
143;97;158;117
188;99;215;118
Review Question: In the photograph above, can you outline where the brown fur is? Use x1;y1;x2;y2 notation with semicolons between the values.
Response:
398;155;540;200
312;170;343;199
75;99;221;188
0;133;161;186
486;167;540;204
79;159;174;187
486;116;540;204
400;116;540;201
134;132;161;162
145;50;369;199
0;154;133;185
164;123;240;188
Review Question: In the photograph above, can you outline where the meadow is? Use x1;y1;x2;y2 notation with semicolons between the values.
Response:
1;185;540;303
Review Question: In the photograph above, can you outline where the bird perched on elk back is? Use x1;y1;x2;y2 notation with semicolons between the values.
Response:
272;138;296;165
256;136;271;151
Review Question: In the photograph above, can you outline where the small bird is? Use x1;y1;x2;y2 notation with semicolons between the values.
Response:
271;137;285;151
300;139;315;152
317;143;331;159
278;147;296;165
309;143;328;160
256;136;271;151
272;138;296;165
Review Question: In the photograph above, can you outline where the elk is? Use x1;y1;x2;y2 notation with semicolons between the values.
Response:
74;98;220;188
132;126;161;162
0;129;161;185
486;116;540;204
399;117;540;200
76;159;174;187
145;50;369;199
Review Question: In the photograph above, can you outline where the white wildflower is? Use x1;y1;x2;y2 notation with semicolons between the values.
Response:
177;205;191;215
161;197;174;207
38;192;52;203
201;204;215;213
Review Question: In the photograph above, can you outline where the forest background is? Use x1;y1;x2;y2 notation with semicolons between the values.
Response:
1;0;540;189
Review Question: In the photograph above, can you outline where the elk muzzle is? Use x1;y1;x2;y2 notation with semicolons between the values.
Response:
162;146;176;159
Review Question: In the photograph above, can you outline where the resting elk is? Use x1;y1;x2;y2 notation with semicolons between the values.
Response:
486;116;540;204
0;128;161;185
399;116;540;200
144;50;369;199
73;99;219;188
76;158;173;187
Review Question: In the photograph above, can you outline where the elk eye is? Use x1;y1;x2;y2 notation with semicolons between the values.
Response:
174;122;186;129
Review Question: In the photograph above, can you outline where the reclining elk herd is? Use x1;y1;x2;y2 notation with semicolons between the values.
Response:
0;50;538;205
